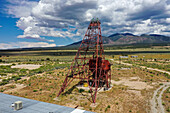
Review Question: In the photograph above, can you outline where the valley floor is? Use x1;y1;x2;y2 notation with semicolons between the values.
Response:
0;52;169;112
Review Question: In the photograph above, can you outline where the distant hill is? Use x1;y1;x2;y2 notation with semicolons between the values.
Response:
0;33;170;51
65;33;170;48
105;33;170;45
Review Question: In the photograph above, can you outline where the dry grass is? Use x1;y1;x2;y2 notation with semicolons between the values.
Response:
162;87;170;112
0;63;167;112
0;53;169;112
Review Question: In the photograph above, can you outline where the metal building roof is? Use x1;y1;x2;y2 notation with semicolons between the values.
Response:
0;93;94;113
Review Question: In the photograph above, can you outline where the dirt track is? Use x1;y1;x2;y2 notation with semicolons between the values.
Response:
151;82;170;113
113;60;170;75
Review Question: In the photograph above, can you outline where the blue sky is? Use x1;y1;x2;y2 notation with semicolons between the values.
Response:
0;0;79;49
0;0;170;49
0;1;21;43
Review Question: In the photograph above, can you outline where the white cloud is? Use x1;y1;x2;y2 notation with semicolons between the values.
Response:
132;19;167;35
5;0;170;43
6;0;38;18
0;42;56;50
166;18;170;23
17;34;54;42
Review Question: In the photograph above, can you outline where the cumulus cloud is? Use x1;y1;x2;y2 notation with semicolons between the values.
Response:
132;19;167;35
17;34;54;42
5;0;170;43
6;0;38;18
128;0;166;20
0;42;56;50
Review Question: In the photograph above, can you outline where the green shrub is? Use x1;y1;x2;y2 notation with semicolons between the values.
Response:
49;94;53;97
20;69;27;73
105;107;108;112
46;58;50;61
88;90;92;93
33;89;38;92
37;70;43;73
79;89;84;93
11;76;21;81
0;73;7;76
164;73;169;79
159;83;163;85
0;89;4;92
19;74;26;77
2;79;10;83
0;79;10;85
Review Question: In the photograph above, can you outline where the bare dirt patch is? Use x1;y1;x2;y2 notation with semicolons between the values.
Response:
0;63;12;66
1;83;26;93
11;64;42;70
127;90;142;96
111;77;153;90
5;84;26;93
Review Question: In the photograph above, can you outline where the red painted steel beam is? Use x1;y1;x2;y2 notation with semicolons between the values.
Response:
57;18;111;103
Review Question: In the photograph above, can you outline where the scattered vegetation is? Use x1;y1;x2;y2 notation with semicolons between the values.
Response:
0;49;169;113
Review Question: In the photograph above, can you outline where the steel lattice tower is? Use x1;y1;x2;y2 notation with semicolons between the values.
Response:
57;18;111;103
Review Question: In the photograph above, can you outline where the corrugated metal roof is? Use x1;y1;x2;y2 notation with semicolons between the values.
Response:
0;93;94;113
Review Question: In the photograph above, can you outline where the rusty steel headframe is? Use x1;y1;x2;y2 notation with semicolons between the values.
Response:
57;18;111;103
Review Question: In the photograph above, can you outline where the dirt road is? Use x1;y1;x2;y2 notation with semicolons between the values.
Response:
113;60;170;75
151;82;170;113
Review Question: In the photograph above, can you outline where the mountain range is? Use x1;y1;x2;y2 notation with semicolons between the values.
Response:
66;33;170;48
0;33;170;51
